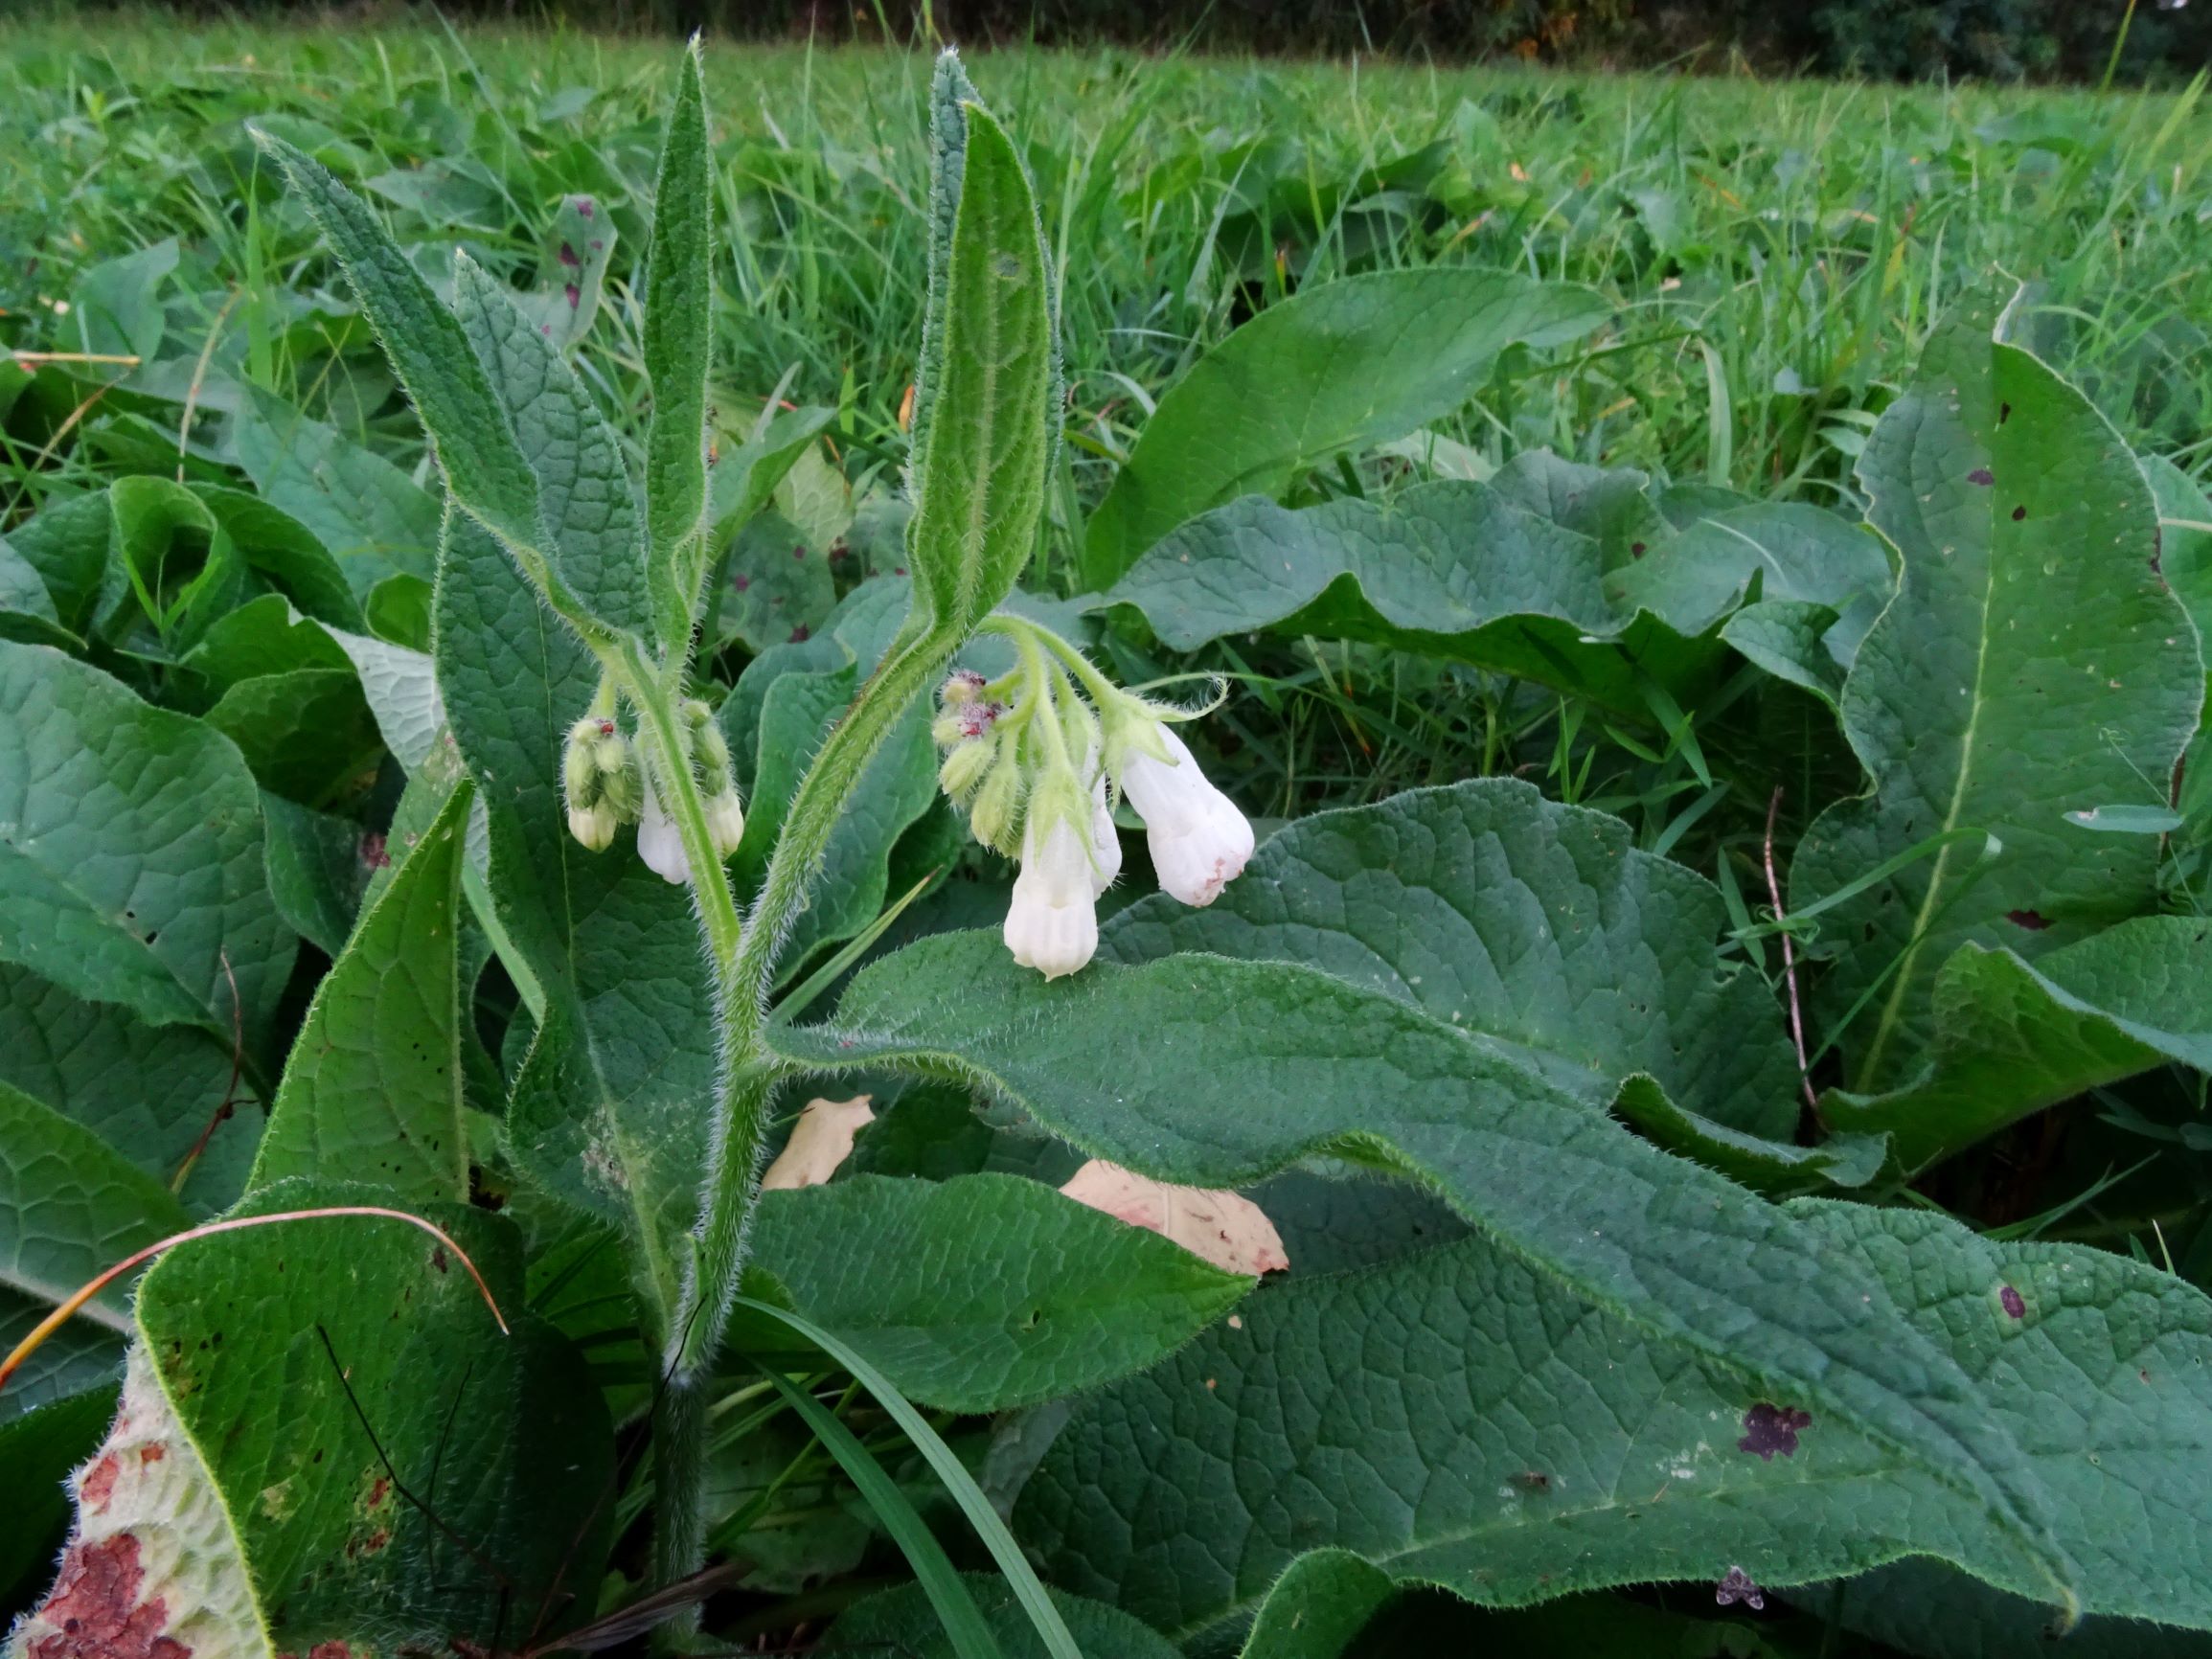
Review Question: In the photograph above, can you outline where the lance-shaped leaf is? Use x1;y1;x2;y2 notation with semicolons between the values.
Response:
906;68;1058;635
1792;291;2202;1094
1822;914;2212;1171
255;133;621;641
772;934;2077;1613
250;783;472;1202
1102;475;1883;717
643;40;713;648
131;1182;614;1652
745;1172;1250;1414
435;510;714;1326
1022;1192;2212;1647
452;253;650;637
1081;271;1609;588
0;642;294;1057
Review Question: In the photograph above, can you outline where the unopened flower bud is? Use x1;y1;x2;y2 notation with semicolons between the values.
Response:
707;790;745;858
941;669;988;708
567;800;618;852
564;716;608;801
939;739;994;800
969;756;1023;856
636;781;692;885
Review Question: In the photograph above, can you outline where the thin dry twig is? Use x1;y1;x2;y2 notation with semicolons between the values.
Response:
1765;784;1822;1132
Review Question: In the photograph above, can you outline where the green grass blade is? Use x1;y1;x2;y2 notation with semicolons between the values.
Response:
745;1361;1008;1659
734;1296;1084;1659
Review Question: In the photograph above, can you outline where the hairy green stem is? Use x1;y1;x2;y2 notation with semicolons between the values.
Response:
674;620;962;1384
649;1375;708;1647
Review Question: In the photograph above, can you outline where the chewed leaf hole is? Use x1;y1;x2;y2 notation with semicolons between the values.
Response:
1737;1402;1812;1460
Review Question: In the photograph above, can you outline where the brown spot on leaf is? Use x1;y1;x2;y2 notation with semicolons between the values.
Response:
2006;909;2051;931
1737;1402;1812;1460
1999;401;2012;423
358;833;390;871
2012;505;2027;521
80;1453;121;1512
1968;467;1995;486
1630;541;1647;558
788;625;810;643
27;1534;189;1659
430;1246;449;1275
137;1446;165;1466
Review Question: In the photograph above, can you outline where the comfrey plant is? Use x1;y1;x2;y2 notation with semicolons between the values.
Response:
243;39;1248;1602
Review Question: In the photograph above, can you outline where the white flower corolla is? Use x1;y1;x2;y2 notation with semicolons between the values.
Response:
1003;810;1099;980
1086;755;1121;898
636;781;693;885
1116;724;1253;907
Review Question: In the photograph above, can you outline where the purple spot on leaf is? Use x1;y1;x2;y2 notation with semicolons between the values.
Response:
2000;1285;2026;1319
565;283;582;309
1630;540;1647;558
1968;467;1995;487
575;196;596;217
1715;1566;1765;1611
793;546;807;561
789;625;810;643
559;240;581;267
590;238;604;250
733;574;750;592
2006;909;2051;931
540;324;554;336
1738;1403;1812;1460
359;833;391;871
894;566;907;577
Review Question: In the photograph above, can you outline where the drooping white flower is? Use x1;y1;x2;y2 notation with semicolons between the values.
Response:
1004;811;1099;979
636;780;692;885
1087;764;1121;898
1115;724;1253;907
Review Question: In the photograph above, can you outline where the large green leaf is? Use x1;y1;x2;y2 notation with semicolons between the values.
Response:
905;74;1059;634
0;963;253;1214
747;1172;1249;1413
250;783;471;1202
1081;270;1609;587
452;254;650;639
228;383;439;599
133;1182;614;1652
0;1079;193;1335
435;511;714;1325
1102;471;1883;716
1236;1552;1393;1659
1022;1189;2212;1647
772;934;2076;1612
1792;292;2202;1094
1101;778;1800;1137
202;667;383;808
0;1288;122;1424
0;642;294;1056
3;490;115;639
1825;914;2212;1170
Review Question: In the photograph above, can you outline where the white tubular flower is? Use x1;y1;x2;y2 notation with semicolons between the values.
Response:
1086;757;1121;898
1004;811;1099;980
636;780;693;885
1117;724;1254;907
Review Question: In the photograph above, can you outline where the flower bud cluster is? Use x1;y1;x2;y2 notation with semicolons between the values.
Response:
932;619;1255;981
560;695;745;886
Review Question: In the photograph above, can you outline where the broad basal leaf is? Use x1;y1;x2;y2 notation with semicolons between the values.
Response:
834;1575;1181;1659
1101;777;1801;1137
746;1171;1250;1413
1792;290;2201;1094
131;1182;614;1652
0;642;294;1056
229;383;439;599
1825;913;2212;1170
773;934;2076;1611
202;667;383;808
1081;270;1608;587
1102;468;1884;716
1023;1190;2212;1647
250;783;472;1202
